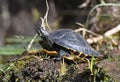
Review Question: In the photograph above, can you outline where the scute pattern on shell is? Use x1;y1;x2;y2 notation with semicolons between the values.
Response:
49;29;100;57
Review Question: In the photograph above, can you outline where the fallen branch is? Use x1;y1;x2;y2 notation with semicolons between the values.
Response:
87;24;120;44
104;24;120;37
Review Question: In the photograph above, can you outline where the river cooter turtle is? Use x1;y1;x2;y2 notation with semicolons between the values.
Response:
35;25;101;61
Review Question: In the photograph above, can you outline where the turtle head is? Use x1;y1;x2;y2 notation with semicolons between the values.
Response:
34;25;49;37
34;25;52;49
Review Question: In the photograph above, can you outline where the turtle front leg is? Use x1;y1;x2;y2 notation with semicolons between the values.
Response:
41;49;58;56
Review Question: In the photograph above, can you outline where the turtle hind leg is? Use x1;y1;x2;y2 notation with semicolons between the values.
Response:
58;49;69;57
58;49;76;61
52;49;70;61
52;49;76;62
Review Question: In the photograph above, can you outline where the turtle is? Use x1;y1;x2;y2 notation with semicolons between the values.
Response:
34;25;101;61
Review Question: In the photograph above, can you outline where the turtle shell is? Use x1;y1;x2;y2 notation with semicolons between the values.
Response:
49;29;100;57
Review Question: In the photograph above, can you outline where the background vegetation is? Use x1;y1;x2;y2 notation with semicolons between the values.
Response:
0;0;120;81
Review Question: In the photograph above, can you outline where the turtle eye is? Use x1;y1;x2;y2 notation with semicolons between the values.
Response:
34;25;42;35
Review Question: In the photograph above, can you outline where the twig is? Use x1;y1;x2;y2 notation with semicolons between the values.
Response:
75;22;85;28
75;22;99;37
40;17;45;29
45;0;51;31
41;0;51;31
87;24;120;44
75;28;99;37
75;22;86;37
78;0;90;8
27;34;38;51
